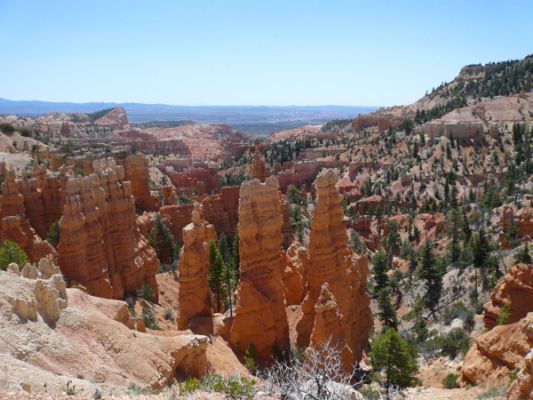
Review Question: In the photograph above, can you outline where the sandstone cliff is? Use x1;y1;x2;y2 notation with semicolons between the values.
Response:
202;186;239;238
121;154;160;211
0;169;56;262
177;204;217;329
460;312;533;386
58;158;159;300
484;263;533;329
230;177;290;360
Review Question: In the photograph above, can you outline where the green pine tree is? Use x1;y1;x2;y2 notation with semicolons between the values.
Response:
372;251;389;293
370;328;418;389
208;241;224;312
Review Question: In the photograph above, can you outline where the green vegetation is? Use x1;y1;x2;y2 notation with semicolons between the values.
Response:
0;240;29;270
442;373;459;389
0;122;16;135
370;328;418;389
148;215;179;268
45;220;60;247
179;374;256;399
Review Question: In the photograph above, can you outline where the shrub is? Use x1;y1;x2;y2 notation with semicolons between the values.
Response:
496;303;511;325
180;374;255;399
137;284;154;301
442;373;459;389
141;306;160;330
45;220;60;247
0;122;15;136
0;240;29;270
435;328;471;359
243;343;258;374
440;301;475;330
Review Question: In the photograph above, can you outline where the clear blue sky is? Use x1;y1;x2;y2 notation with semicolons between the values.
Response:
1;0;532;106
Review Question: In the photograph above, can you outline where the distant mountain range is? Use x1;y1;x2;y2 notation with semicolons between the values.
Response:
0;98;377;136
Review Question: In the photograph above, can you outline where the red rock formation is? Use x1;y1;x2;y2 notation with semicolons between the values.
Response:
176;204;217;329
460;312;533;386
121;154;159;211
202;186;239;238
230;177;290;359
58;158;159;300
0;170;56;262
251;146;270;182
159;204;194;244
483;263;533;329
351;112;404;132
93;107;128;126
500;206;533;249
309;283;354;369
283;242;306;306
296;169;371;364
507;348;533;400
166;166;219;195
17;164;66;238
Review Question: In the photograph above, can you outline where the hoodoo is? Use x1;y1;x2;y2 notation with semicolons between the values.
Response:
230;176;290;360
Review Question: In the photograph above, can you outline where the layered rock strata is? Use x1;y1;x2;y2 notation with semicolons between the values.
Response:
296;169;371;364
177;204;217;329
58;158;159;300
230;177;290;359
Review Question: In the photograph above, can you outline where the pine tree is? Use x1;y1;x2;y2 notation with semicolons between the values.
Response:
378;287;398;329
417;241;443;316
208;241;224;312
446;207;462;264
471;229;490;299
218;233;231;265
370;328;418;390
231;234;240;282
372;251;389;292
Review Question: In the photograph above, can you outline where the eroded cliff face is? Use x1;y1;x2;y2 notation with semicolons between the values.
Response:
58;158;159;300
16;164;65;238
283;242;307;306
202;185;239;238
296;169;371;364
0;262;209;394
121;154;160;212
484;263;533;329
230;177;290;360
460;312;533;387
0;169;56;262
177;204;217;329
507;347;533;400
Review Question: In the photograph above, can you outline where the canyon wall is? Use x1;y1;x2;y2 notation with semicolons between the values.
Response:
58;158;159;300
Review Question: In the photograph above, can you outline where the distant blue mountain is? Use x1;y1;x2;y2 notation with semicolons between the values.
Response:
0;98;378;136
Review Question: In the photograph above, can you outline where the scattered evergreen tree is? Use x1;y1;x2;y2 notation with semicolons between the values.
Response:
377;287;398;330
515;243;532;264
417;241;443;316
208;241;224;312
218;233;231;265
370;328;418;390
470;229;490;299
446;207;462;264
372;251;389;293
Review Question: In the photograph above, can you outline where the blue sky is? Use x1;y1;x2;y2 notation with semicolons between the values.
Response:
0;0;532;106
